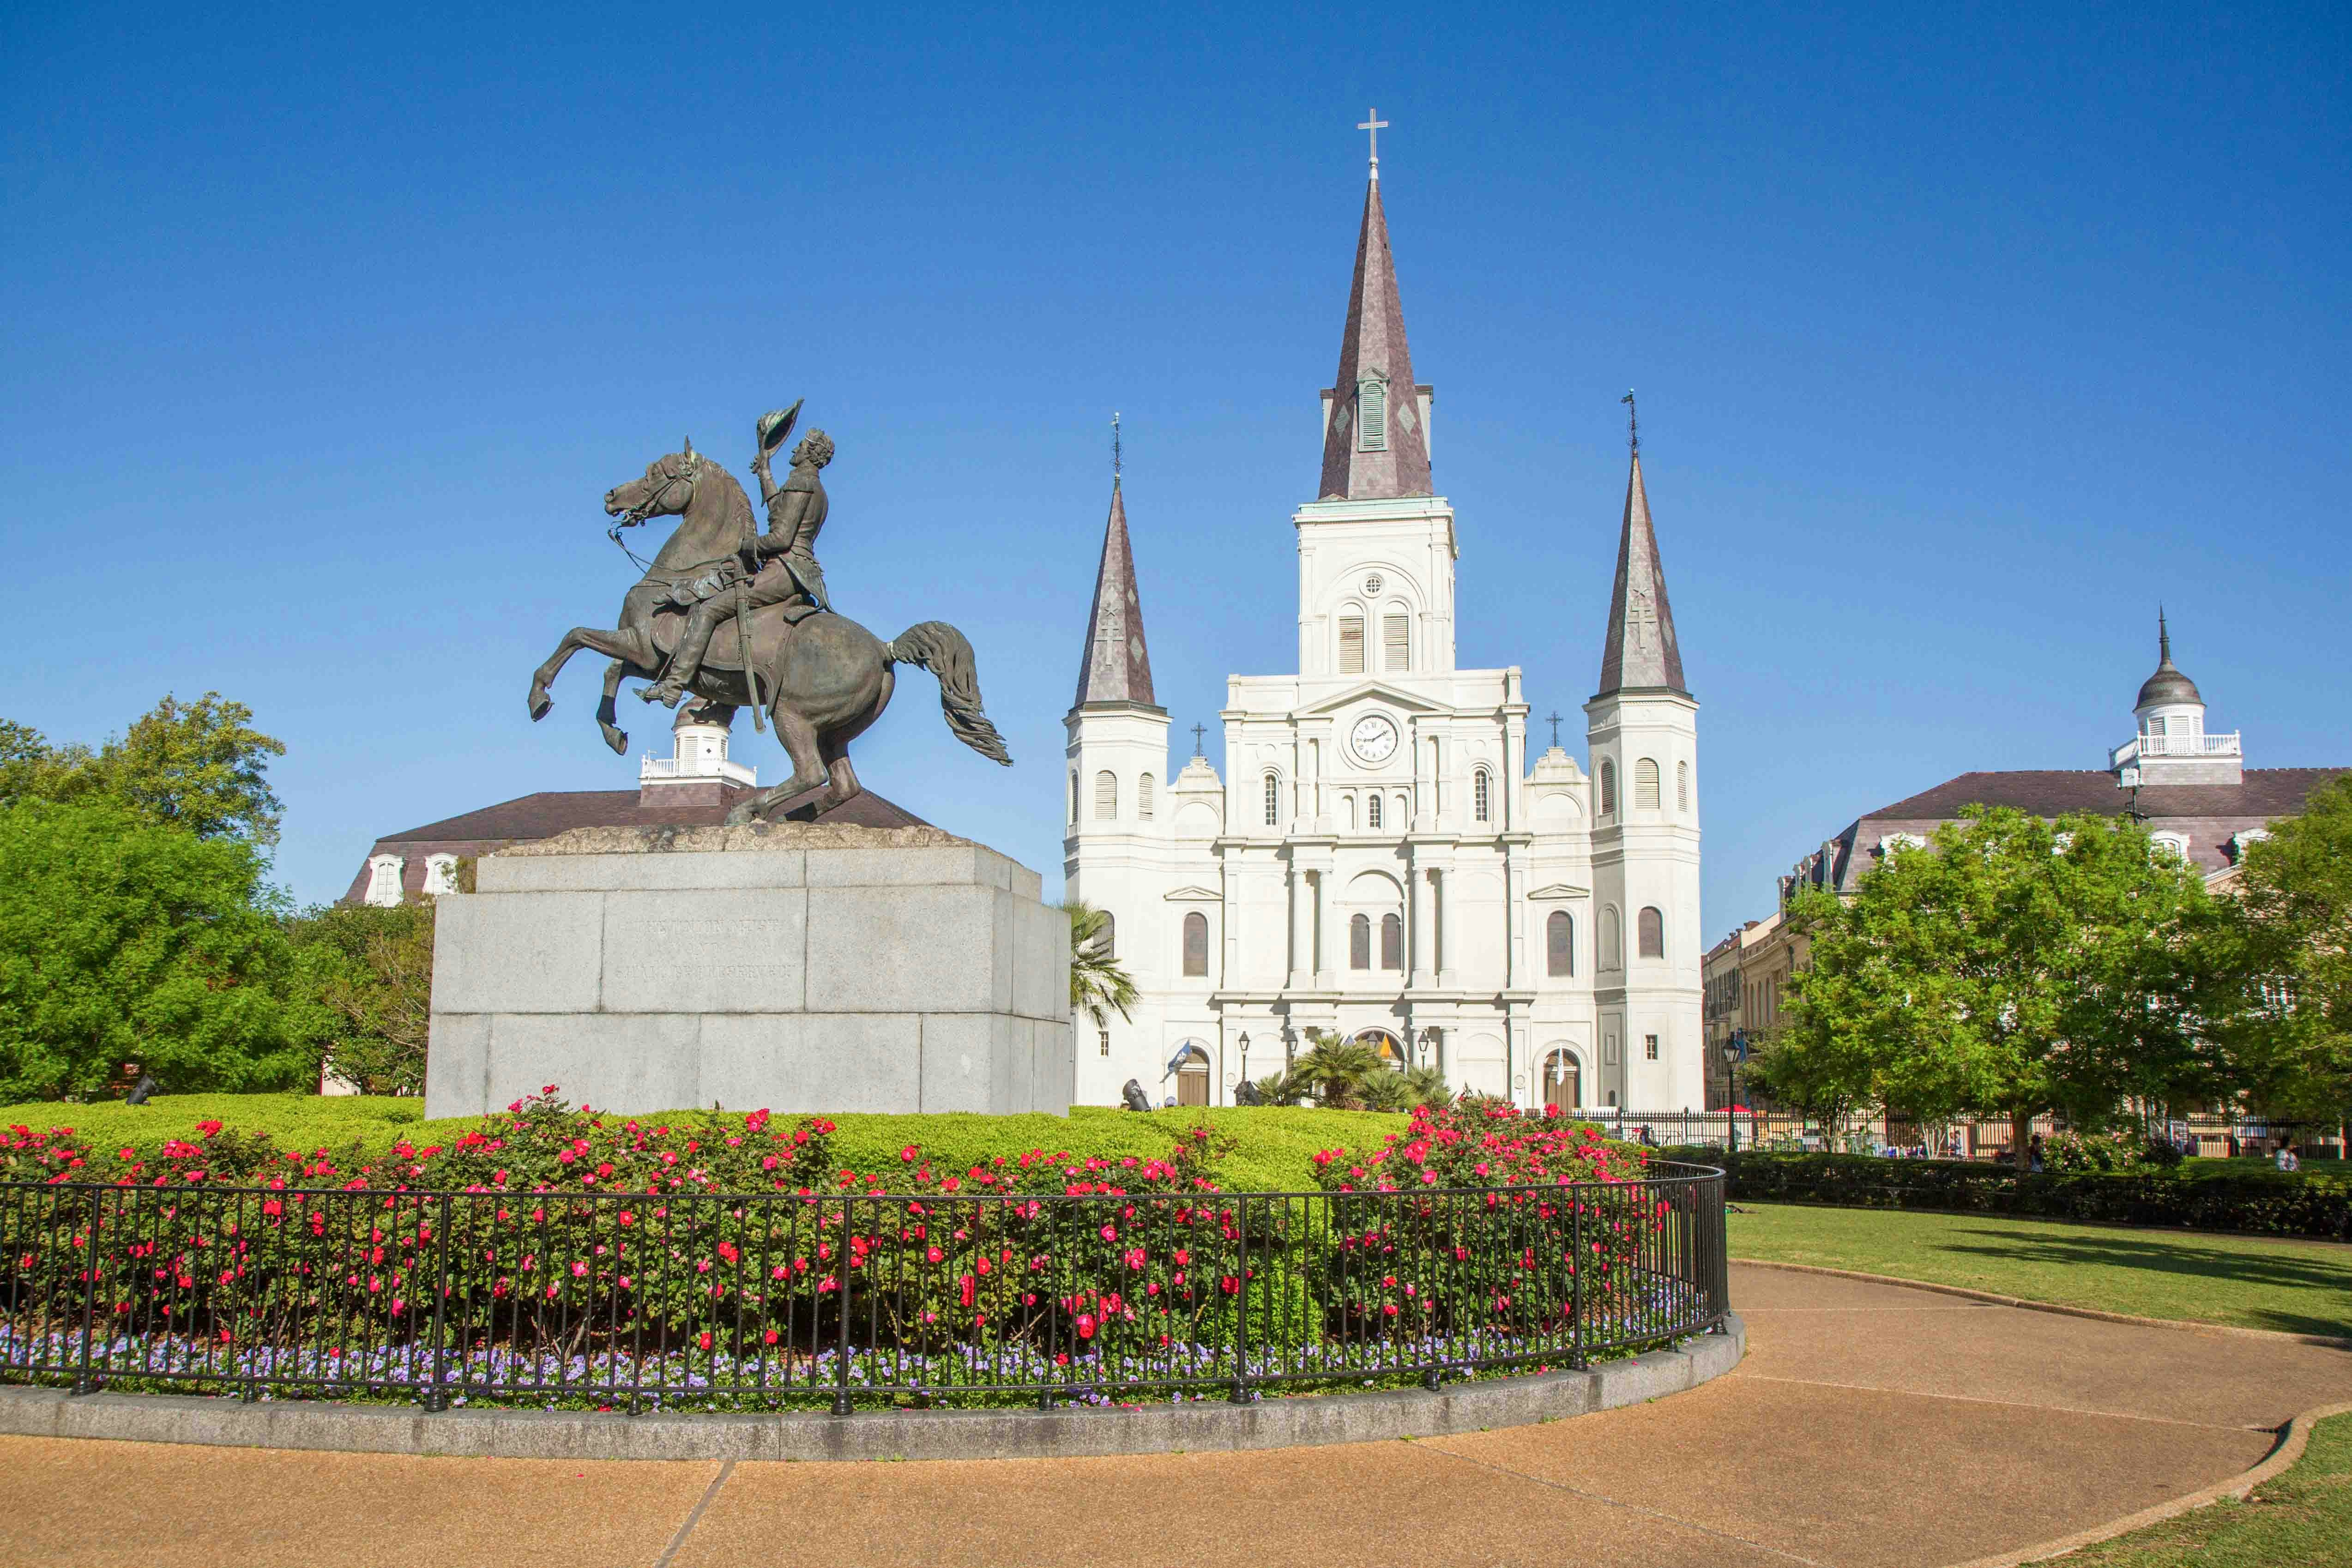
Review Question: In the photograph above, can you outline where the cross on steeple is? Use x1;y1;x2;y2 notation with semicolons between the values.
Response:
1112;410;1122;490
1357;108;1389;177
1621;389;1638;456
1191;722;1206;758
1546;711;1562;749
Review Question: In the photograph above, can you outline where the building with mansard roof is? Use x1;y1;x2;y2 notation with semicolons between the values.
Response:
1063;156;1703;1112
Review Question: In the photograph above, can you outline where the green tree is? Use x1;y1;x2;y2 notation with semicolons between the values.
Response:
0;799;320;1100
1783;807;2219;1166
0;694;285;844
2213;776;2352;1122
1063;899;1139;1030
286;901;437;1096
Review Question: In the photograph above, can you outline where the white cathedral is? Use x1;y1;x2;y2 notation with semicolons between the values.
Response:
1064;157;1703;1113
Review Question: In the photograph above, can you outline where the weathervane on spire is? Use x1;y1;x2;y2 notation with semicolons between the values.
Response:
1621;389;1639;456
1112;410;1122;491
1358;108;1389;178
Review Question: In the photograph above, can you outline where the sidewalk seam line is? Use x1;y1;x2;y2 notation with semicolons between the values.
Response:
654;1458;735;1568
1732;1373;2271;1433
1416;1441;1829;1566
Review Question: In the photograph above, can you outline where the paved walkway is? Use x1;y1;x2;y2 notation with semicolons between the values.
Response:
4;1264;2347;1568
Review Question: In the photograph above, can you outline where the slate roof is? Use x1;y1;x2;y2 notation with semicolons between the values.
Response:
1595;450;1688;697
1073;479;1157;709
1859;768;2346;824
1317;174;1433;501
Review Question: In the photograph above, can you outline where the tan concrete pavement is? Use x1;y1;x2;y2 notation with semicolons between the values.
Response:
3;1263;2344;1568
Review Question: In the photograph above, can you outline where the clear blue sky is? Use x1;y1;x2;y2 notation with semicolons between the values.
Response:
5;1;2346;934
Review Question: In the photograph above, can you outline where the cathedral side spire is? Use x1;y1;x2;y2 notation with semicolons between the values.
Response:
1595;403;1687;697
1317;141;1433;502
1073;466;1157;709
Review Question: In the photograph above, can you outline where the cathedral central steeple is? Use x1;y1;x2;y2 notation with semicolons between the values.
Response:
1595;402;1688;698
1318;163;1433;501
1073;467;1157;710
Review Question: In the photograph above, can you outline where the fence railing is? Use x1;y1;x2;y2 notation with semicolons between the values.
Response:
0;1166;1727;1413
1586;1109;2347;1160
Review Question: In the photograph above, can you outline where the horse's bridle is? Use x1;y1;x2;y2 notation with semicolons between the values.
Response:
610;449;704;528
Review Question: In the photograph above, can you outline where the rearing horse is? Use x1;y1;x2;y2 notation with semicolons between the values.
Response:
525;441;1012;820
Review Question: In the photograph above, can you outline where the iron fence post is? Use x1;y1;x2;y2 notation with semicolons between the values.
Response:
73;1188;100;1395
422;1193;452;1412
1570;1193;1585;1371
831;1196;854;1417
1229;1196;1250;1403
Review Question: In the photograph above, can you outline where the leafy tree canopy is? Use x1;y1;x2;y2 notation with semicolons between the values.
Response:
2214;775;2352;1121
284;902;437;1097
0;693;285;845
0;798;322;1101
1775;806;2221;1159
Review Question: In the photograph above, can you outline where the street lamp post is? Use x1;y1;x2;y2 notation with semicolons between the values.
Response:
1720;1032;1746;1153
1238;1031;1250;1094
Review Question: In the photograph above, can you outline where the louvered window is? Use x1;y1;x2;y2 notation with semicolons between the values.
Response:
1382;614;1409;672
1357;378;1387;451
1635;758;1660;810
1380;912;1402;971
1677;761;1689;812
1263;772;1281;827
1349;914;1371;970
1339;616;1365;674
1067;772;1078;824
1599;761;1616;815
1182;911;1208;977
1546;910;1574;977
1638;906;1665;959
1094;770;1117;820
1138;772;1155;820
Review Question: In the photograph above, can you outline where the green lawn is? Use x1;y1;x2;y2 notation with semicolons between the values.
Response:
1729;1202;2352;1339
0;1095;1409;1191
2055;1411;2352;1567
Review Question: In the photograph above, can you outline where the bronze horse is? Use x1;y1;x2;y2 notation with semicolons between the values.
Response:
525;442;1011;820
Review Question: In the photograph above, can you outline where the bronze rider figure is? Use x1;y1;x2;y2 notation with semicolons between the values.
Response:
641;414;834;708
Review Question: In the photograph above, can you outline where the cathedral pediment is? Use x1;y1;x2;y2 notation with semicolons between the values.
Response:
1163;886;1223;902
1526;883;1591;900
1295;681;1451;717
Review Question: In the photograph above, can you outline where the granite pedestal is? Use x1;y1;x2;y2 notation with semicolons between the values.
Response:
422;822;1073;1119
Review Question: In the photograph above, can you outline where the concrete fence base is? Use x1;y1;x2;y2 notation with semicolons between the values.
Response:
0;1316;1741;1462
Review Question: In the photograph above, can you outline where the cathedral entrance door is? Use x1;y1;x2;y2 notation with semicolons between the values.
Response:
1541;1048;1581;1113
1352;1028;1409;1071
1175;1043;1212;1107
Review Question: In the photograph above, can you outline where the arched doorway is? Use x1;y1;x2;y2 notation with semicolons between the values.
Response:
1352;1027;1409;1071
1173;1043;1212;1107
1541;1048;1581;1113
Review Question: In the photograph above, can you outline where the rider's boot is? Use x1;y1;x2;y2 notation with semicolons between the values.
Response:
641;607;720;707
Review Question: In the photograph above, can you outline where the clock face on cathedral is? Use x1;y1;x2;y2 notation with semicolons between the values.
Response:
1350;712;1399;765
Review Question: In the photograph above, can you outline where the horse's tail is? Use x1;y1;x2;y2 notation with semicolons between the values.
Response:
885;621;1013;766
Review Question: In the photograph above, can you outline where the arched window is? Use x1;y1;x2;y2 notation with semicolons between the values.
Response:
1546;910;1574;977
1638;905;1665;959
1067;772;1078;824
1473;768;1491;823
1382;613;1409;671
1182;911;1208;977
1367;793;1384;830
1599;760;1617;815
1357;376;1388;452
1095;770;1118;820
1340;793;1355;830
1139;772;1155;820
1635;758;1660;810
423;853;460;896
1380;912;1403;971
1094;911;1117;959
364;855;405;908
1676;760;1689;813
1338;614;1366;674
1350;913;1371;970
1262;772;1281;827
1601;906;1622;970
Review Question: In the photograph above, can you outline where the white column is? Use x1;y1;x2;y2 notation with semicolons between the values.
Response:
1317;868;1340;988
1410;861;1436;987
1288;862;1313;990
1504;848;1526;989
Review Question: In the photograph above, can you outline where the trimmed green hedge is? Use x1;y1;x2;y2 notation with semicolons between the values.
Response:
1693;1150;2352;1241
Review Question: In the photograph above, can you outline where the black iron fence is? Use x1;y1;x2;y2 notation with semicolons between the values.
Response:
1586;1109;2348;1160
0;1165;1727;1413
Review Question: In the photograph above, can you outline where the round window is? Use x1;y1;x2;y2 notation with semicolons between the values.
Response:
1363;573;1383;596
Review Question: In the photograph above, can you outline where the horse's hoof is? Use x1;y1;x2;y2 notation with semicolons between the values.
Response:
528;690;552;723
724;802;760;826
601;724;628;757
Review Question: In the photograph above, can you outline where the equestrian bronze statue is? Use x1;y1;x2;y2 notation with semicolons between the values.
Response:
525;406;1012;821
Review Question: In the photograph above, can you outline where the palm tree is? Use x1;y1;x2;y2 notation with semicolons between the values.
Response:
1062;899;1139;1030
1287;1036;1387;1109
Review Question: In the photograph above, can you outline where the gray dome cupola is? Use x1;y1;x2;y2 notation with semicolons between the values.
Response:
2134;610;2203;712
2110;610;2240;788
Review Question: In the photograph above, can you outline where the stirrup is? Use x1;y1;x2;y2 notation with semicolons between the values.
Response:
638;681;688;708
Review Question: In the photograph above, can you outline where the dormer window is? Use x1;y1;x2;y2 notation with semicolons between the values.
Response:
2145;715;2167;736
1357;377;1388;452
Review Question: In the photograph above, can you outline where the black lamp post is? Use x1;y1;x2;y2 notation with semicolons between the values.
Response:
1720;1032;1745;1153
1237;1031;1250;1101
